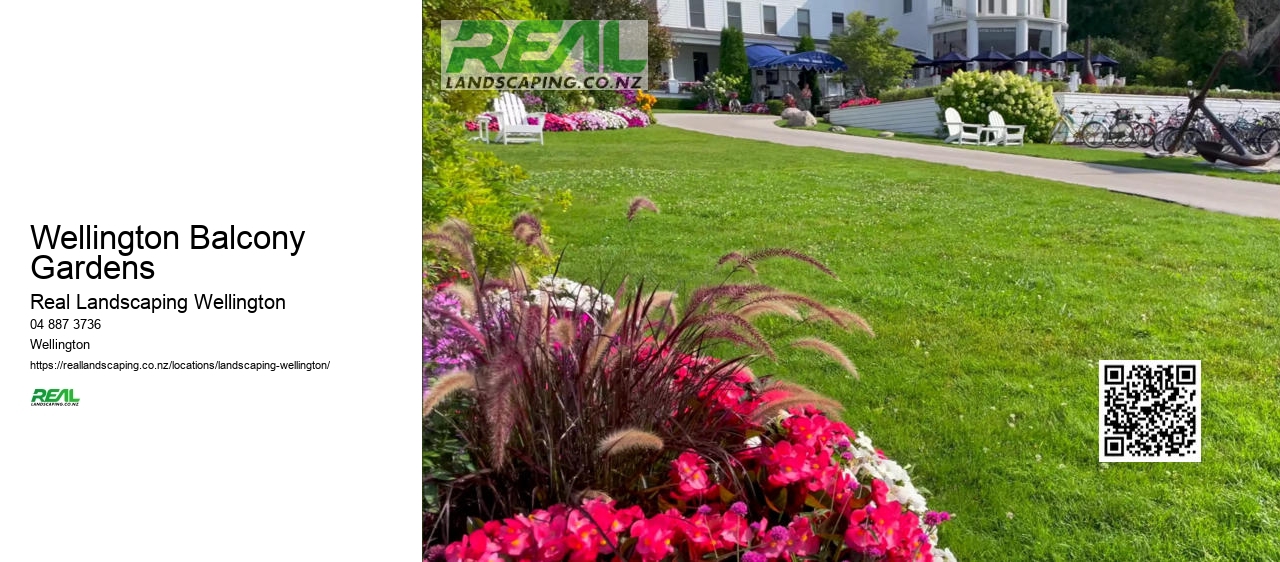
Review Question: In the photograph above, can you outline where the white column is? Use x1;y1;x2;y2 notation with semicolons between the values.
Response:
1051;22;1063;54
966;0;980;58
1017;0;1027;16
1015;20;1028;54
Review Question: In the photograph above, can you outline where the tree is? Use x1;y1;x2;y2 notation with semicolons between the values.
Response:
565;0;676;83
719;26;751;97
1067;37;1148;82
424;0;538;115
795;35;822;107
1163;0;1243;83
828;12;914;96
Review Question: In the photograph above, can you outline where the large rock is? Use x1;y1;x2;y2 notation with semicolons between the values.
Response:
780;107;802;121
786;110;817;128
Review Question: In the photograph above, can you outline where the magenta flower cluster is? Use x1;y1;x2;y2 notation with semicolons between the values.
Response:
422;291;477;396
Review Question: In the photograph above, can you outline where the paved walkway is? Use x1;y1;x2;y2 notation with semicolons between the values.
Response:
659;113;1280;220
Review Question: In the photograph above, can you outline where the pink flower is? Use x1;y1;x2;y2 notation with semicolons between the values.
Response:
764;441;815;487
629;515;677;562
670;451;717;500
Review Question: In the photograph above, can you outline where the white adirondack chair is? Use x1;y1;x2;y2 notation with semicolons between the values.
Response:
491;92;545;145
986;111;1025;146
943;107;982;145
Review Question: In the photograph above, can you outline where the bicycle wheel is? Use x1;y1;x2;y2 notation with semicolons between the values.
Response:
1081;121;1108;148
1170;129;1204;155
1152;127;1173;153
1133;123;1156;148
1253;127;1280;155
1112;124;1135;148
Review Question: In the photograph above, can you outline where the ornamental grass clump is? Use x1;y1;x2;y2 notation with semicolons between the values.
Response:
423;206;955;561
935;70;1059;142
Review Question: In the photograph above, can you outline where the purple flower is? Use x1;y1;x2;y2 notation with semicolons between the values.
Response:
925;510;953;526
696;504;712;515
841;451;854;460
730;501;748;517
742;552;766;562
768;525;790;541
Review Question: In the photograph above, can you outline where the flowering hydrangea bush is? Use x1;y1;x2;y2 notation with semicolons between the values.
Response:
423;215;956;561
838;97;882;109
935;70;1058;142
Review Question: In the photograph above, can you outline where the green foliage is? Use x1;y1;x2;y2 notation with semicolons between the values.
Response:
1163;0;1243;82
423;102;568;274
565;0;675;83
653;97;701;110
529;0;568;18
1136;56;1192;87
692;70;742;105
935;71;1059;143
424;396;477;516
879;85;942;102
828;12;915;96
423;0;538;114
1068;37;1148;82
718;26;751;98
593;90;623;110
1098;84;1280;99
766;99;786;115
1078;83;1101;93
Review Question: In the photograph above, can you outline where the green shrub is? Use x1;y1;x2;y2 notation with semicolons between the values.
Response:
766;99;785;115
935;71;1059;143
652;97;700;110
691;70;742;105
1078;83;1100;93
1095;85;1280;100
422;101;570;278
879;85;941;103
1136;56;1190;88
593;90;623;110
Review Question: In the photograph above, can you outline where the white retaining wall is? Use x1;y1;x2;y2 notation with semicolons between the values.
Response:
827;97;941;136
827;92;1280;137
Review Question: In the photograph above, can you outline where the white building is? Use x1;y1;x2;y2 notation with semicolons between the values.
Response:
655;0;1069;83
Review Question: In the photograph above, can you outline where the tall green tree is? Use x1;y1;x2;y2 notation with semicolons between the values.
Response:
795;35;822;106
1164;0;1243;82
565;0;676;83
1067;37;1148;80
719;26;750;98
828;12;914;96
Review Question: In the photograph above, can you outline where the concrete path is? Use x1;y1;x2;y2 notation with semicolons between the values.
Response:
659;113;1280;220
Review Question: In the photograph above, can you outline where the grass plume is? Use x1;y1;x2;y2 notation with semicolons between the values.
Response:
423;371;477;418
595;428;666;458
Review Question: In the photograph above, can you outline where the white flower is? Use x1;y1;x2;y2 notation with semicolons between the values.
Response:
744;436;762;448
934;548;958;562
1006;511;1015;519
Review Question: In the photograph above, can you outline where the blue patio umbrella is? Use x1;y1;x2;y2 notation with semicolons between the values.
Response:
764;50;848;72
1012;49;1051;62
746;44;787;69
932;51;970;65
1090;53;1120;66
1050;50;1085;62
912;54;933;68
974;48;1012;63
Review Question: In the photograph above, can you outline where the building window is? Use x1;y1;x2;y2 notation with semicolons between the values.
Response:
831;12;845;35
797;9;810;37
688;0;705;28
904;0;912;13
763;5;777;35
727;2;742;30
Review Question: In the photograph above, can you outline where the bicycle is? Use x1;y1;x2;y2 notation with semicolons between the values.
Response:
1081;105;1142;148
1048;105;1094;145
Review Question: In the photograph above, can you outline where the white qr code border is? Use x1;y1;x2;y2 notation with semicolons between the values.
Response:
1098;360;1201;463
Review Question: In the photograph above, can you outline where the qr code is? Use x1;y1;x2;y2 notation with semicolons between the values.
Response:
1098;360;1201;462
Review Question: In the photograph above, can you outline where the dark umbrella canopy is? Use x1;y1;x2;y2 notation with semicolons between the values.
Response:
974;48;1011;62
932;51;970;64
1012;49;1051;62
1090;53;1120;66
764;50;848;72
1050;50;1085;62
912;54;933;68
745;44;787;69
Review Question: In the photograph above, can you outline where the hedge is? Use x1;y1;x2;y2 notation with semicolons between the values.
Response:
653;97;701;110
1097;85;1280;100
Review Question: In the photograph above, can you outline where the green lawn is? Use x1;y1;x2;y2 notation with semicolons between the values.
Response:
487;125;1280;561
777;120;1280;186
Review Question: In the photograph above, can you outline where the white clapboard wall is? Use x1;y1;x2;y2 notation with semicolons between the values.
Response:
827;97;941;136
827;92;1280;138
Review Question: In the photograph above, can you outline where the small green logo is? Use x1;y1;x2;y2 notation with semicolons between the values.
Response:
32;388;80;405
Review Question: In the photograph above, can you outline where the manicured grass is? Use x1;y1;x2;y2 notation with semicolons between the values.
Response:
777;120;1280;186
488;126;1280;561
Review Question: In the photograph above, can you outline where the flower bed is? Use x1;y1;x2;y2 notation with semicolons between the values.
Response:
423;214;957;562
741;102;772;114
466;108;651;133
838;97;882;109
